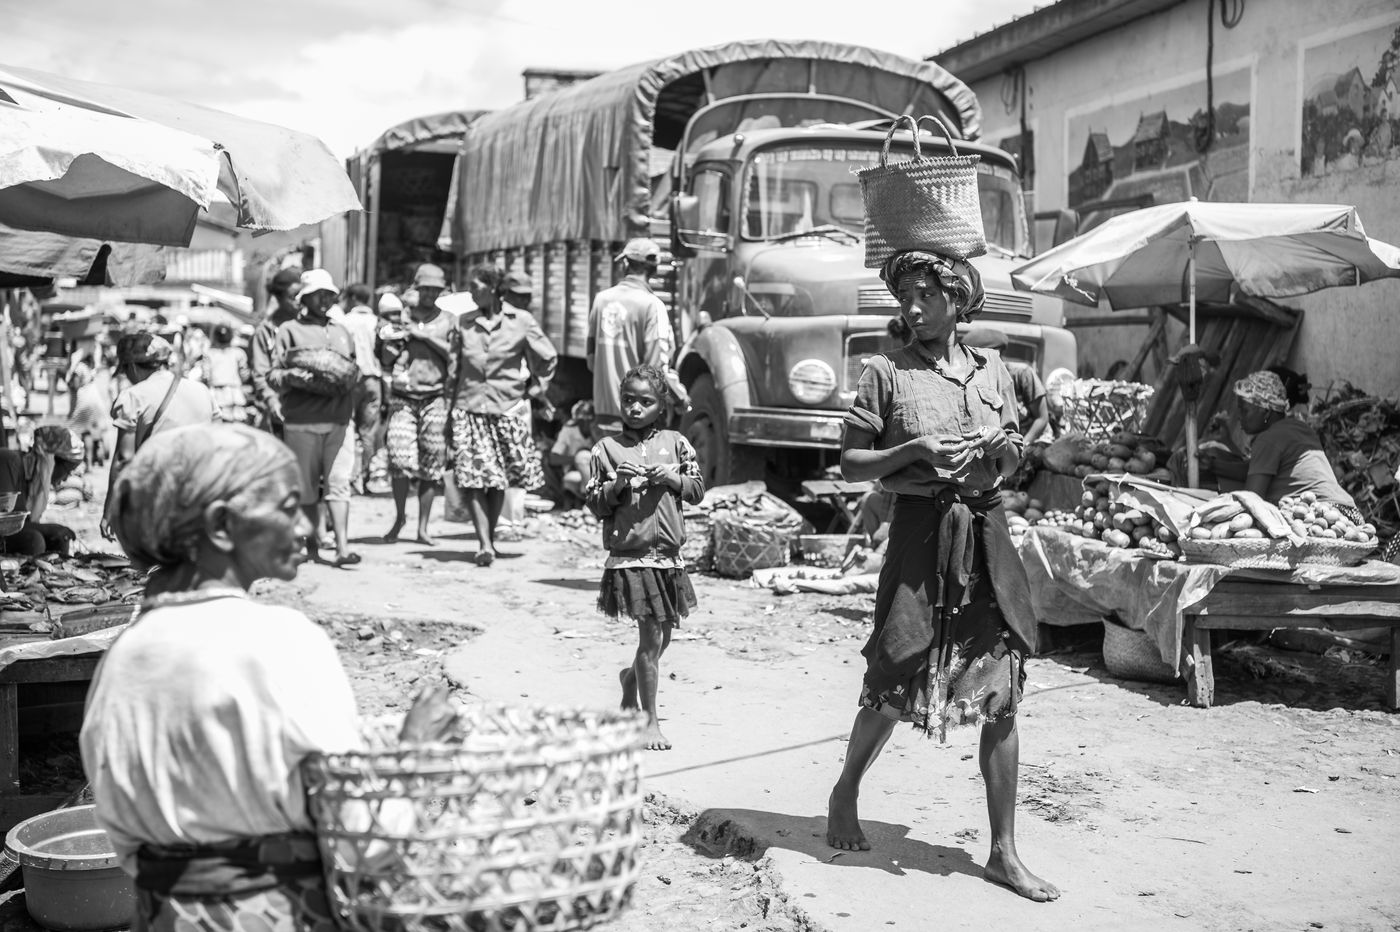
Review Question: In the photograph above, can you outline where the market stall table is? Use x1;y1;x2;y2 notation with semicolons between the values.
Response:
799;479;873;533
1016;526;1400;709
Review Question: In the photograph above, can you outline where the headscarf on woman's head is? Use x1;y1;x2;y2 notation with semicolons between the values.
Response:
1234;370;1289;414
880;251;986;320
33;425;82;462
116;332;172;369
108;424;297;576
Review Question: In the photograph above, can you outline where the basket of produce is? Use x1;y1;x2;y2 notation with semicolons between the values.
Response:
279;346;360;397
1061;381;1155;442
0;511;30;538
1276;492;1379;566
1180;491;1299;569
303;704;644;932
1102;617;1176;683
798;534;865;568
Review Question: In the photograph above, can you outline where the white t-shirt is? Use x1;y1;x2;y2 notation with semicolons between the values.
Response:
79;595;362;873
110;369;220;440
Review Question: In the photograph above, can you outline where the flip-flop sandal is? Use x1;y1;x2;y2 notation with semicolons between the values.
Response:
333;553;362;568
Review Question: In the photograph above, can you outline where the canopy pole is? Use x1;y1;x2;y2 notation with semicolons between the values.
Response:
1186;238;1199;488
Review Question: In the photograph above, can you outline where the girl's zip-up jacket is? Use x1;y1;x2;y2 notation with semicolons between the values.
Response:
586;428;705;561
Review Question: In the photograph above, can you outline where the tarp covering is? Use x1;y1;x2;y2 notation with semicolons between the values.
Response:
0;222;166;286
453;40;982;252
362;110;488;156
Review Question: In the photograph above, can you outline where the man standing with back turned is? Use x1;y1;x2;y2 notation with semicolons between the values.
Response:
586;238;685;434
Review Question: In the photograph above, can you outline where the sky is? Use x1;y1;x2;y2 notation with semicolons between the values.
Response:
5;0;1045;158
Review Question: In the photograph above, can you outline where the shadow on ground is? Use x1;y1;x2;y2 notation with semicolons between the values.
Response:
681;808;981;881
534;577;599;591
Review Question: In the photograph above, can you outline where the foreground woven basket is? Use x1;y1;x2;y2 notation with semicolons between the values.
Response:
859;114;985;268
1180;536;1297;570
1296;537;1377;567
303;705;645;932
1102;619;1175;683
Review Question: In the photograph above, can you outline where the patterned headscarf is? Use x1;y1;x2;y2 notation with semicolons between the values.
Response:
880;251;986;320
1234;370;1289;414
108;424;296;576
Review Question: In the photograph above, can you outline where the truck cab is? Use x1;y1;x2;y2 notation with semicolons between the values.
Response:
671;125;1075;485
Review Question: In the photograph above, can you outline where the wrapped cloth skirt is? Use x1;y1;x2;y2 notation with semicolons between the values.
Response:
598;567;697;627
450;409;544;492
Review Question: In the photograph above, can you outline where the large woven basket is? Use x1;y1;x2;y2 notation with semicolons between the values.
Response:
282;346;360;397
1061;380;1154;441
303;705;645;932
1102;618;1176;683
1296;537;1378;567
711;514;795;578
1179;536;1297;570
859;115;986;268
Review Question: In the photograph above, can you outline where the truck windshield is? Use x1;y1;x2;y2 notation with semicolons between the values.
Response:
742;145;1027;256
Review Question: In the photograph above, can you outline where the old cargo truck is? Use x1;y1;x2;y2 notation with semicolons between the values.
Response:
443;40;1074;484
320;110;486;291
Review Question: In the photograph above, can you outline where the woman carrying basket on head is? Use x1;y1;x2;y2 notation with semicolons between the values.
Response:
82;424;445;931
823;116;1058;903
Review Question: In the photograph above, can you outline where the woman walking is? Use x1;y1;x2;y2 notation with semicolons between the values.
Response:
448;264;557;565
824;251;1058;903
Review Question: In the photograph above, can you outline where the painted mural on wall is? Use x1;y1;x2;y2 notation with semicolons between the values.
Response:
1065;67;1251;228
1301;20;1400;177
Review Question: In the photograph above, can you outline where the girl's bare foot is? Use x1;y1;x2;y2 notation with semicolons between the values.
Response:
416;529;435;546
641;722;671;750
384;517;405;542
825;787;870;850
619;668;638;710
984;847;1060;902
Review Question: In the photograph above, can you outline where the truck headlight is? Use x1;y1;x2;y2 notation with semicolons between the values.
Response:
788;359;836;405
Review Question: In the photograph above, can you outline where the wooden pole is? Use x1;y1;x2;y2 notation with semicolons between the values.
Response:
1186;239;1200;489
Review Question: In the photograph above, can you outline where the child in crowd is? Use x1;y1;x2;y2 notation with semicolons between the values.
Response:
551;400;597;503
585;364;705;750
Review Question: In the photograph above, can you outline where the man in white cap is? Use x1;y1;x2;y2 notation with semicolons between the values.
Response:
269;269;360;567
586;238;684;433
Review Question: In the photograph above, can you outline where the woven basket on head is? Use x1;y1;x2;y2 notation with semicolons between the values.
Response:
303;705;645;932
859;114;986;269
1179;537;1298;570
1102;618;1176;684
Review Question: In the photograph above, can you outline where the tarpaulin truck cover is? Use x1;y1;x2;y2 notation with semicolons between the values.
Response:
447;39;981;253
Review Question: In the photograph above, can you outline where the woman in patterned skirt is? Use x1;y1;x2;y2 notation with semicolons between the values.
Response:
447;264;558;566
823;251;1058;903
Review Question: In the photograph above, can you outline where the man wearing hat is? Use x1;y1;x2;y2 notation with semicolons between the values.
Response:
0;426;86;556
102;332;220;538
250;267;303;434
269;269;360;567
586;238;684;432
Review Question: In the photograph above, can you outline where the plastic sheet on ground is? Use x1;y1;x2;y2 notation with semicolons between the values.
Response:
1017;527;1400;671
750;567;880;595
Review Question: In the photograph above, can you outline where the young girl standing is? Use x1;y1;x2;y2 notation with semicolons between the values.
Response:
585;364;704;750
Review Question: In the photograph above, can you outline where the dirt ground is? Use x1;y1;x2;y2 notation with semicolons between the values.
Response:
41;489;1400;930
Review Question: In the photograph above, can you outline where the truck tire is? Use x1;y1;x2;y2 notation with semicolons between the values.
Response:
681;374;764;487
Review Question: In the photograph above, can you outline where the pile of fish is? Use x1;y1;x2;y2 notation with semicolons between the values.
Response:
0;553;146;614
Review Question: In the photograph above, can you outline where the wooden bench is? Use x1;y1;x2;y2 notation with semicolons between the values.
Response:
799;480;874;533
1181;579;1400;709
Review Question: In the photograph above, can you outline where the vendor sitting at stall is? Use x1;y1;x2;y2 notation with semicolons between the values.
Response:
0;425;85;556
1199;370;1357;512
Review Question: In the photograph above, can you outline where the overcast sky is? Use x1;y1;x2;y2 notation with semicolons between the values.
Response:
7;0;1043;158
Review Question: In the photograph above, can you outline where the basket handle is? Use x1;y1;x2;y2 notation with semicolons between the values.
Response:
879;115;922;169
915;115;960;157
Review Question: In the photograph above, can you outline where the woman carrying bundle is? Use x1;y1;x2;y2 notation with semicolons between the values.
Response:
823;251;1058;903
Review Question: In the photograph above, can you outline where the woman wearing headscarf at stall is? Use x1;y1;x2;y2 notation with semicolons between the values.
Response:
446;264;557;566
0;425;86;555
81;424;444;931
823;251;1058;903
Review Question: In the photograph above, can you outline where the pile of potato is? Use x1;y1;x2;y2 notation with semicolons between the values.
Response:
1277;492;1377;544
1046;431;1174;482
1017;478;1180;557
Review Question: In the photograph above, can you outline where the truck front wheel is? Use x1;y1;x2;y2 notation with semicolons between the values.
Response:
680;374;764;487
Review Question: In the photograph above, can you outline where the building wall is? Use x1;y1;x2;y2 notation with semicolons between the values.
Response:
965;0;1400;398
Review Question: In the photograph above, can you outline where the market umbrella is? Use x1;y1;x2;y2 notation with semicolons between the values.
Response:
0;222;166;286
1010;199;1400;486
0;63;360;247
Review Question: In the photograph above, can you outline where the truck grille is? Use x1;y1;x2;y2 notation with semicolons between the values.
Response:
857;284;899;313
844;332;900;390
982;289;1033;320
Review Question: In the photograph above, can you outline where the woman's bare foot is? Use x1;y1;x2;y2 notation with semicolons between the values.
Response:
641;722;671;750
619;668;638;710
416;529;435;546
383;517;405;543
826;787;870;850
984;847;1060;902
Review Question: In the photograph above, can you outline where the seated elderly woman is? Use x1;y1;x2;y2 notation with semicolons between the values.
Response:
81;424;442;931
